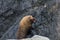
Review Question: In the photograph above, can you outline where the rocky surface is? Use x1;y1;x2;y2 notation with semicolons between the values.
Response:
0;0;60;40
23;35;50;40
7;35;50;40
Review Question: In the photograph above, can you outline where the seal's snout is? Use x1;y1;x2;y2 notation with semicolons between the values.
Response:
33;18;36;22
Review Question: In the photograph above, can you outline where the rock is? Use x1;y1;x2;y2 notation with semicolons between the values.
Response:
21;35;50;40
31;35;50;40
7;35;50;40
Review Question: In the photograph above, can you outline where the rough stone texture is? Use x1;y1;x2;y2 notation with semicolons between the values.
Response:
7;35;50;40
0;0;60;40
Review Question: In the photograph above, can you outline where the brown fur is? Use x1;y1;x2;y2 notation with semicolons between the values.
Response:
16;15;35;39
